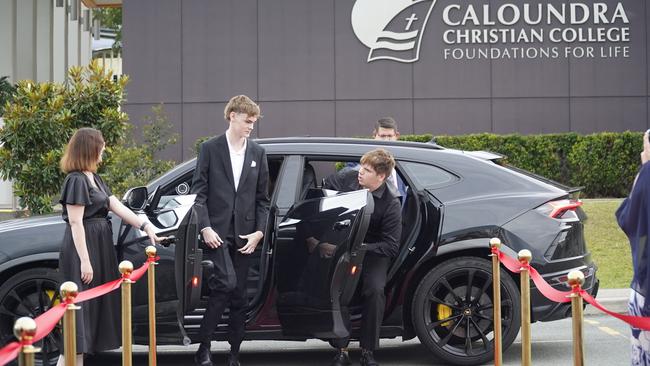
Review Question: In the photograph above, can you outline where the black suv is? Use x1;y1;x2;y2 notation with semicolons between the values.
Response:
0;138;598;365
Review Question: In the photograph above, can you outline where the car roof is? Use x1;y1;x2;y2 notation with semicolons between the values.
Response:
147;137;446;189
260;136;440;151
257;137;457;161
147;137;567;198
257;137;442;149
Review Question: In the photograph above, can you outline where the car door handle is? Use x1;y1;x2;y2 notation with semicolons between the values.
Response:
333;219;351;231
159;235;177;247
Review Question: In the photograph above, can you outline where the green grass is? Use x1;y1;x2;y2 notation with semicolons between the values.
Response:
582;199;632;289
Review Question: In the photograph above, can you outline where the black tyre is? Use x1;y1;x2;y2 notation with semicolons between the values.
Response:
411;257;521;366
0;267;63;366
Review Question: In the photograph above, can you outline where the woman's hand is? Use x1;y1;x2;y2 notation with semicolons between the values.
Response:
144;224;167;245
80;260;93;284
642;130;650;165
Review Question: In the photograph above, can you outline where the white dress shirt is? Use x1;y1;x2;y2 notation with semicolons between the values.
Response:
389;168;398;189
226;134;247;191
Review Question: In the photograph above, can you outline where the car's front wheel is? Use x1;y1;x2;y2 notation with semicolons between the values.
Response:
0;267;63;366
411;256;521;366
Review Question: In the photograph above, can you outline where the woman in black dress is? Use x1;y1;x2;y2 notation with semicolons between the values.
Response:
56;128;164;366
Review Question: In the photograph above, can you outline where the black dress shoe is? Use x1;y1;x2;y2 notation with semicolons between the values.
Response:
226;353;241;366
330;349;351;366
194;343;213;366
360;349;379;366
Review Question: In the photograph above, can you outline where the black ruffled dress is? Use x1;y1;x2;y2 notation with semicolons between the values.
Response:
58;171;121;354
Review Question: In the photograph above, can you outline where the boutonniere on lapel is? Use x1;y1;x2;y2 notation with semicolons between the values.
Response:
251;160;257;168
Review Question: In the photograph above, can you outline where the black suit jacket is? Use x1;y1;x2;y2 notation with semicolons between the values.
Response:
324;169;402;257
191;134;270;247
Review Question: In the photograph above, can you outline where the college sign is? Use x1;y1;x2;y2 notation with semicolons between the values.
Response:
351;0;631;63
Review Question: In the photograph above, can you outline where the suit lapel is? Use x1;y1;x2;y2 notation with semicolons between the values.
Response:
239;140;254;188
217;135;235;189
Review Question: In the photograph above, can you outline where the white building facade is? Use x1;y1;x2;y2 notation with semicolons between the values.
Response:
0;0;99;209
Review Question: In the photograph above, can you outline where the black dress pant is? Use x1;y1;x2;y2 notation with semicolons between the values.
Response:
198;235;251;353
331;253;391;351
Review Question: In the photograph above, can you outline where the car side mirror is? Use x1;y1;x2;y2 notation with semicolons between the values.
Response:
122;186;148;211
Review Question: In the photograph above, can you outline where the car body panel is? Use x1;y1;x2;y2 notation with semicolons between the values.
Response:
0;137;598;366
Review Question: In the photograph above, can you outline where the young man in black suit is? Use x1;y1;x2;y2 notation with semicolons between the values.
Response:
191;95;270;366
324;148;402;366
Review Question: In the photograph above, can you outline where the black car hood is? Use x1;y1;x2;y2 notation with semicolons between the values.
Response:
0;214;62;233
0;214;66;262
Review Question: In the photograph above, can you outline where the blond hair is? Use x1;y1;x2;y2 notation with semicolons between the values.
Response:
224;95;261;121
60;128;105;173
360;148;395;177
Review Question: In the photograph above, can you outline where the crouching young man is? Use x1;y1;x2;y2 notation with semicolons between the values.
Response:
323;148;402;366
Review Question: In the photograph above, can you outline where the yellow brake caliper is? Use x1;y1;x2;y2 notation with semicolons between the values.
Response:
45;290;61;306
45;289;63;326
437;304;453;327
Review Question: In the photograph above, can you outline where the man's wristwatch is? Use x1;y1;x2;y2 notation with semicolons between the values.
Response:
139;221;149;231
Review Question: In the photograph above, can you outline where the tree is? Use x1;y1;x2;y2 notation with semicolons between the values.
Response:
103;104;178;197
0;60;128;214
93;8;122;49
0;76;15;115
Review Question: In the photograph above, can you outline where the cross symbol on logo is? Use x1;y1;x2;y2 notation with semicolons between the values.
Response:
405;13;418;31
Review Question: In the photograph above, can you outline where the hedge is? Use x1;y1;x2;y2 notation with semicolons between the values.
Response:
191;132;641;198
398;132;643;198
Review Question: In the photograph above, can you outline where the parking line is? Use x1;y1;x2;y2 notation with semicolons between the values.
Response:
598;326;628;340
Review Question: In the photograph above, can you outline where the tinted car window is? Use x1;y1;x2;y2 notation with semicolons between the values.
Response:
401;161;458;189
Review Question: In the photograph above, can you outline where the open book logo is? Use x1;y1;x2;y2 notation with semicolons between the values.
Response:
351;0;436;63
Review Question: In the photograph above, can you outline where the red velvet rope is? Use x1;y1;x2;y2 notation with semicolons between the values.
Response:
492;247;572;303
0;256;157;366
578;289;650;330
0;342;21;366
491;246;650;331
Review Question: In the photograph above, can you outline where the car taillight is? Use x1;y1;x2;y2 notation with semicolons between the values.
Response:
539;199;583;219
192;276;199;288
548;267;595;288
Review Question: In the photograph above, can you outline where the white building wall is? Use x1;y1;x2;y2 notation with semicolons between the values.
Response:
0;0;13;79
0;0;94;210
80;23;91;66
36;0;52;82
67;12;80;69
15;0;36;81
52;1;66;83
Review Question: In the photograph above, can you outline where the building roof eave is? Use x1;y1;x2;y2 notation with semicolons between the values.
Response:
82;0;122;8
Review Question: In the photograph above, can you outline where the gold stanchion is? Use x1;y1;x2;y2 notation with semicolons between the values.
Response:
518;250;532;366
146;246;158;366
14;317;39;366
489;237;502;366
120;260;134;366
61;281;80;366
568;270;585;366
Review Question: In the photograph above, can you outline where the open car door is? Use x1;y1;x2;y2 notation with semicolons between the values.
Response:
174;202;203;326
274;189;374;339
